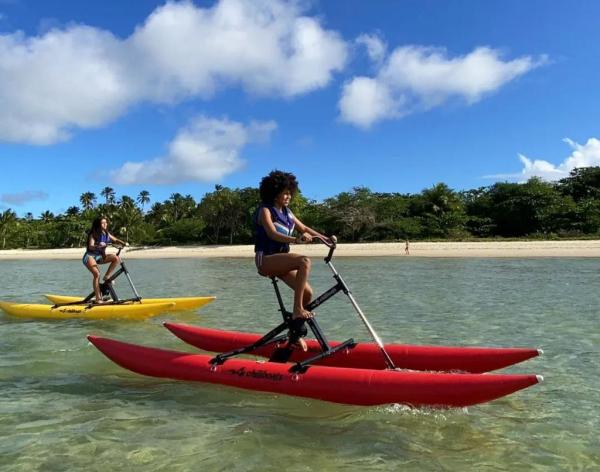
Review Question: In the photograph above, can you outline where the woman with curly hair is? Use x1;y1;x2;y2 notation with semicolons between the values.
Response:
255;170;330;332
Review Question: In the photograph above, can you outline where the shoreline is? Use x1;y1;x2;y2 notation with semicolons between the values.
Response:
1;240;600;260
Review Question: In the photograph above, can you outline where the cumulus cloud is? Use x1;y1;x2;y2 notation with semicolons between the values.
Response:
0;0;347;145
111;116;277;184
1;190;49;205
356;33;386;64
340;45;546;128
129;0;347;100
338;77;403;128
0;27;131;144
486;138;600;182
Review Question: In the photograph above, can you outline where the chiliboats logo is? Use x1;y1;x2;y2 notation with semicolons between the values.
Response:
226;367;284;382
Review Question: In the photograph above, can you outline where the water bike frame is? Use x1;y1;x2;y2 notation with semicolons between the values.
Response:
52;245;142;307
210;236;397;373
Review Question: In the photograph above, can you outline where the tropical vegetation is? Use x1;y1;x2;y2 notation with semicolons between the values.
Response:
1;168;599;249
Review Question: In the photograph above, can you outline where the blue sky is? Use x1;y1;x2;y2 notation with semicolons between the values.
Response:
1;0;599;216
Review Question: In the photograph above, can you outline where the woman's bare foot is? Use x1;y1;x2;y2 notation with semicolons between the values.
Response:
292;308;313;320
289;338;308;352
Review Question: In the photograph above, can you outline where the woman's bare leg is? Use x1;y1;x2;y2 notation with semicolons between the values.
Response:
260;253;312;319
279;270;314;351
102;254;121;281
85;260;102;302
261;257;312;352
279;270;313;308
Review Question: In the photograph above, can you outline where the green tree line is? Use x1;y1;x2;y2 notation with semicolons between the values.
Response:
1;167;599;249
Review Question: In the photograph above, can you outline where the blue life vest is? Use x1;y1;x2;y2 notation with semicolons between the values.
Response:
86;231;110;256
254;205;295;256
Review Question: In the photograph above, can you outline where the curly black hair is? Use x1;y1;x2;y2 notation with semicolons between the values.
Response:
259;170;299;204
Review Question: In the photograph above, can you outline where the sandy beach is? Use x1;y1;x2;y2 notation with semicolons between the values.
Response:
1;240;600;260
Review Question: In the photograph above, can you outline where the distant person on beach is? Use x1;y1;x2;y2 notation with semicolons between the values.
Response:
83;217;126;303
405;239;410;255
254;170;331;349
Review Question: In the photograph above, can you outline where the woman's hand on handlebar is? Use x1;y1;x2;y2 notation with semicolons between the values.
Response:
295;232;312;244
108;242;128;249
311;234;337;247
321;235;336;246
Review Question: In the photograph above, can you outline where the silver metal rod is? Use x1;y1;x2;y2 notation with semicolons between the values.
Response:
117;246;142;301
123;267;141;300
327;261;397;370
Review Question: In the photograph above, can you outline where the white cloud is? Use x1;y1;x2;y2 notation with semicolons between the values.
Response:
339;77;402;128
112;116;277;184
0;0;347;145
486;138;600;182
340;45;546;128
0;27;132;144
128;1;347;100
1;190;49;205
356;33;386;64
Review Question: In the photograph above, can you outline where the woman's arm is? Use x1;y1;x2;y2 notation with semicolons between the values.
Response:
294;216;328;241
259;207;300;244
87;235;97;252
108;233;127;246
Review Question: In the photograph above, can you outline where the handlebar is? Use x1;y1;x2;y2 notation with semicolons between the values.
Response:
311;235;337;263
107;243;126;256
311;235;336;248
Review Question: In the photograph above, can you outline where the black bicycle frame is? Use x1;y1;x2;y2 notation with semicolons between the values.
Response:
210;275;356;373
210;237;397;372
52;246;142;307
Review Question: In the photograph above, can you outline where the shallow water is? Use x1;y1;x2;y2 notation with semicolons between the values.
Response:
1;256;598;471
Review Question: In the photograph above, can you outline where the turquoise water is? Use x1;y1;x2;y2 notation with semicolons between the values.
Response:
1;256;598;471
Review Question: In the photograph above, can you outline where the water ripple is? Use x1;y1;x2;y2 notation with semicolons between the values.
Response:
1;257;598;470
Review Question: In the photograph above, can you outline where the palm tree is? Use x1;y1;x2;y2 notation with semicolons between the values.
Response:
0;209;17;249
119;195;136;209
417;183;466;236
114;196;142;243
168;193;196;221
40;210;55;223
66;206;81;217
137;190;151;212
25;212;34;221
147;202;166;226
79;192;96;210
168;193;184;221
101;187;115;204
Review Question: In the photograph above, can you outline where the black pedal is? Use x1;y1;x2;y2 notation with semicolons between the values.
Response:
269;347;293;363
99;283;111;298
287;318;308;344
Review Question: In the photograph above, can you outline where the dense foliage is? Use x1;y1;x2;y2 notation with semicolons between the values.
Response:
1;168;599;249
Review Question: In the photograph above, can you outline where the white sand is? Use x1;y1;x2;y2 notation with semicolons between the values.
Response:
1;240;599;260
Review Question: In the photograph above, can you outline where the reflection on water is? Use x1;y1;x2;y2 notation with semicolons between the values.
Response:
1;257;598;470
